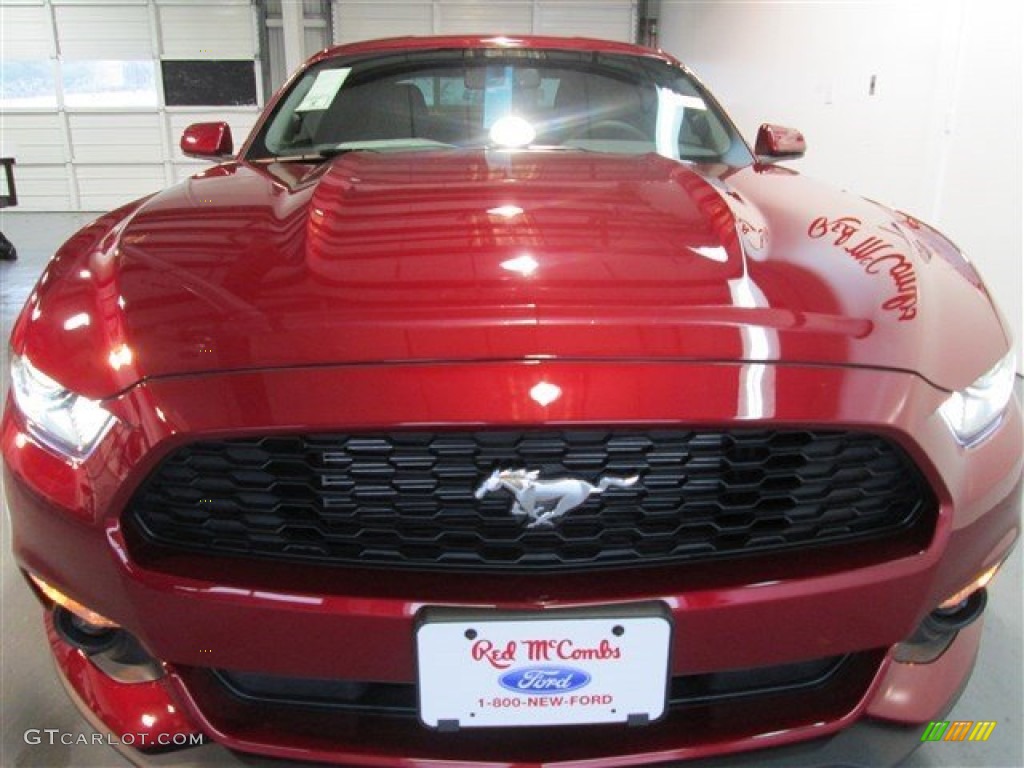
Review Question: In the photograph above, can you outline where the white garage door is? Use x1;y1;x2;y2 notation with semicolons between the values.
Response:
2;1;636;212
333;1;637;45
0;0;262;212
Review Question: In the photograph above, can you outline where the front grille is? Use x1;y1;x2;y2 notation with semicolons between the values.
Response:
212;654;852;716
127;429;932;571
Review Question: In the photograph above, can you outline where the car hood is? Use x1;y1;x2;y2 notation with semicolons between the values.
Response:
16;150;1010;399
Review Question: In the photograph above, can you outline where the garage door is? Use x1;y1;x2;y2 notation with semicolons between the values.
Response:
0;0;261;212
333;1;637;45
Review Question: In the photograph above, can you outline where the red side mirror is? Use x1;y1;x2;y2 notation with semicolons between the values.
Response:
180;122;233;160
754;123;806;161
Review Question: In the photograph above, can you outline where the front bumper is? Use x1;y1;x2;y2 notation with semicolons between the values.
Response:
52;658;966;768
96;728;944;768
5;361;1022;766
50;614;984;768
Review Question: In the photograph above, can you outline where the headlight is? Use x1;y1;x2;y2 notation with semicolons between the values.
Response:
10;354;116;459
939;351;1016;445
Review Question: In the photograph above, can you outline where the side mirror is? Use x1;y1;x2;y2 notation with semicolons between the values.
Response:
754;123;806;162
180;122;233;160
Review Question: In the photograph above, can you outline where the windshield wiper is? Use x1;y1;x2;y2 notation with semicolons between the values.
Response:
249;147;370;164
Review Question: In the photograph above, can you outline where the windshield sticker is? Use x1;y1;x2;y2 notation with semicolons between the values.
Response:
296;68;352;112
737;218;766;250
809;215;918;321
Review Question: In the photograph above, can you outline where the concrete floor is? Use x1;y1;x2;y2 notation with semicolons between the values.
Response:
0;211;1021;767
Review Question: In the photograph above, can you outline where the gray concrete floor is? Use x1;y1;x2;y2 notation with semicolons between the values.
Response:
0;211;1021;767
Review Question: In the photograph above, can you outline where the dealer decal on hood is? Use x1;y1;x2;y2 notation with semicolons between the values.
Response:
809;215;919;321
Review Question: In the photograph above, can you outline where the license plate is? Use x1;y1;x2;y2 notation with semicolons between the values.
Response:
416;603;671;730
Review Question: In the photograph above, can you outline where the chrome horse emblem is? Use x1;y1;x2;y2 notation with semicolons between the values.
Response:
474;469;639;528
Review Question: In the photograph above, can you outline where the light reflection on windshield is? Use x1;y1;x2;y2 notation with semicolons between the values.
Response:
250;50;752;166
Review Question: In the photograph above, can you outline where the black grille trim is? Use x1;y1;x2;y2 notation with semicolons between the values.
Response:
212;654;852;716
126;429;933;572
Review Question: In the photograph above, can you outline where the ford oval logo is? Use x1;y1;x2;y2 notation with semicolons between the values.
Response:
498;666;592;694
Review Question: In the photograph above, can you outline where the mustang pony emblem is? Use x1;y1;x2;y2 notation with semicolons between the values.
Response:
474;469;639;528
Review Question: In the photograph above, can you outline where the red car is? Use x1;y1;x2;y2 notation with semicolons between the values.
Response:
4;35;1021;767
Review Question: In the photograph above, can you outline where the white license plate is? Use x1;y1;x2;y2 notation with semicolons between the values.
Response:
416;605;671;729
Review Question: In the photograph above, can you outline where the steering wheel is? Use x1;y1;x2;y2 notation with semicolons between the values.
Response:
568;120;649;142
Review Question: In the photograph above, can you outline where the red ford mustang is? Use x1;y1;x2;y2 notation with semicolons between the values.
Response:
4;35;1021;767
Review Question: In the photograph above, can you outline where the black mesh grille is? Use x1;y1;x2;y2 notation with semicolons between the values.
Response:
127;429;932;571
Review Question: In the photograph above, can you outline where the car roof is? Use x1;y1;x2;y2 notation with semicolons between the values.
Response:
310;34;678;66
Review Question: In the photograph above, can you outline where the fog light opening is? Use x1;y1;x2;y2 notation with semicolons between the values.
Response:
894;589;988;664
52;605;166;683
28;573;119;629
926;588;987;634
53;605;122;655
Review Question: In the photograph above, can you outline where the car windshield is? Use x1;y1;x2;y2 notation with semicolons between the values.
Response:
247;48;751;165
